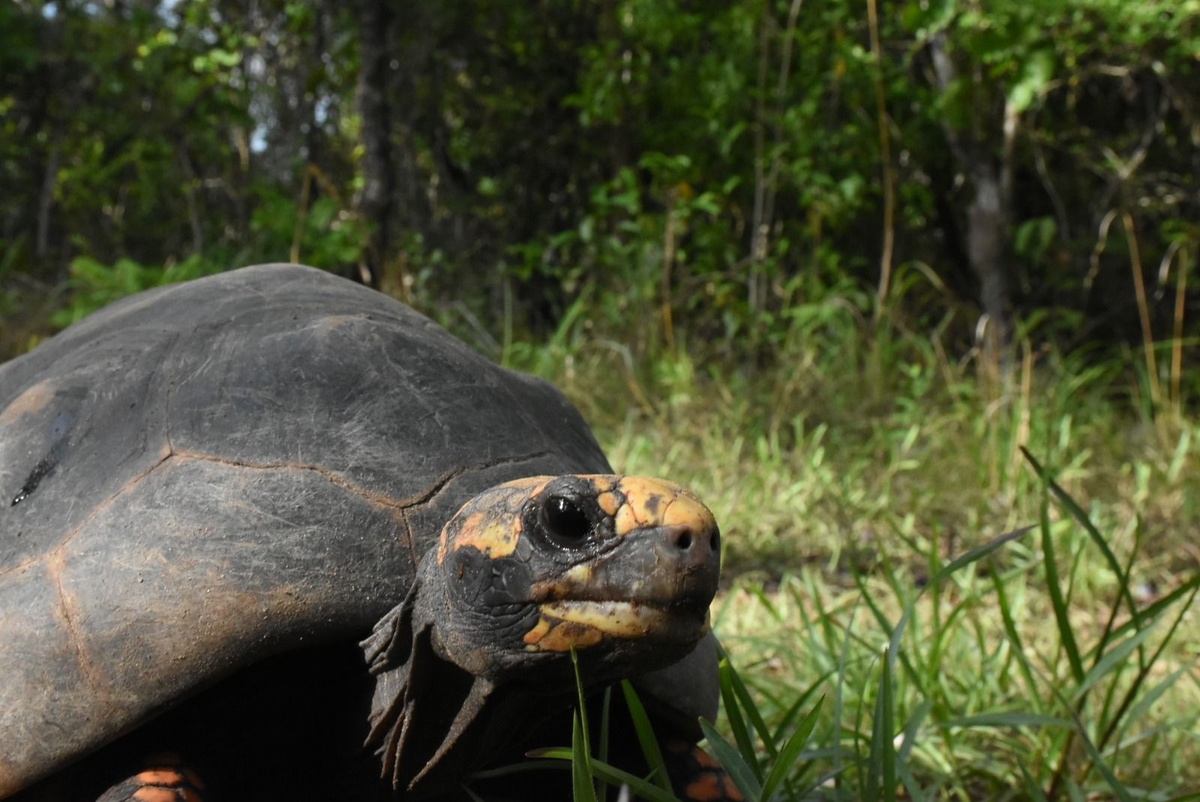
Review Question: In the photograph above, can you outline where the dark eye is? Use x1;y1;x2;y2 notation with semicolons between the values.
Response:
543;495;592;546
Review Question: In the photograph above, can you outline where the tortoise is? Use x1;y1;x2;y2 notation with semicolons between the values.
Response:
0;264;734;801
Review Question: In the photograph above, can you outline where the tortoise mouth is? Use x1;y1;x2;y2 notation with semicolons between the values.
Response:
521;598;709;653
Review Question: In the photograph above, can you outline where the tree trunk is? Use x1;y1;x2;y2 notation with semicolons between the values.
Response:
928;32;1016;358
356;0;394;289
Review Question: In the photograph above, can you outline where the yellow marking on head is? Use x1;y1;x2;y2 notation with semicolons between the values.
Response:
563;563;592;585
611;477;716;538
596;490;621;517
446;512;523;560
524;617;605;652
523;616;553;646
523;600;673;652
438;477;558;565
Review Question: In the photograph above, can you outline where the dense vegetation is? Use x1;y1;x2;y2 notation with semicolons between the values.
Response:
3;0;1198;799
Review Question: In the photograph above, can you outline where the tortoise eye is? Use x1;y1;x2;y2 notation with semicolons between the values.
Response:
542;495;592;546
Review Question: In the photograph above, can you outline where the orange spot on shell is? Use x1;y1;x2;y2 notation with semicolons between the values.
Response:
690;745;721;769
132;789;179;802
135;770;185;786
0;379;57;424
685;774;725;802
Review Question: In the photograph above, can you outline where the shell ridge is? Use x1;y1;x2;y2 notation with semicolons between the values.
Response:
47;553;114;708
166;449;555;516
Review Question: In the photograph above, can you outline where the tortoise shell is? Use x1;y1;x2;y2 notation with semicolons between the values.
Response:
0;264;623;795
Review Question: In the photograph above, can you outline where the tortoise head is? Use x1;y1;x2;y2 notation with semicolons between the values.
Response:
361;475;721;793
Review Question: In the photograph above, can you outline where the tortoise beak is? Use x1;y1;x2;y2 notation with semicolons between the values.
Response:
526;506;721;648
563;519;721;610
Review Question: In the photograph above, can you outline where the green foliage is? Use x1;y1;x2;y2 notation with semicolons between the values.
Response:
7;0;1200;373
249;186;370;269
701;482;1198;799
50;255;224;328
528;462;1196;799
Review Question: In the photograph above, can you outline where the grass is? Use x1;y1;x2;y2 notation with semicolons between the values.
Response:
497;285;1200;799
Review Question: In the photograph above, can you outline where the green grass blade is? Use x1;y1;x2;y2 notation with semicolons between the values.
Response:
897;758;932;802
1021;447;1139;624
1074;623;1161;700
701;718;763;800
718;656;765;782
942;712;1074;729
1099;579;1200;751
887;525;1033;670
1104;574;1200;643
896;699;929;767
769;678;828;752
1074;724;1135;802
866;646;897;802
620;680;673;796
573;710;599;802
1019;762;1051;801
585;759;683;802
598;685;611;769
570;649;600;802
721;650;780;760
1037;483;1085;683
760;695;824;801
992;570;1042;701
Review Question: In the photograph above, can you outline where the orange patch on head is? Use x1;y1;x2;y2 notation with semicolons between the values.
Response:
523;616;604;651
523;617;553;646
612;477;716;538
440;476;557;564
446;511;523;560
595;490;621;517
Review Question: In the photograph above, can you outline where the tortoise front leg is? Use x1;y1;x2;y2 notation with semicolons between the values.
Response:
95;754;206;802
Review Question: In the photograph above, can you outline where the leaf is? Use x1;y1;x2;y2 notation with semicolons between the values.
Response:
1008;48;1055;112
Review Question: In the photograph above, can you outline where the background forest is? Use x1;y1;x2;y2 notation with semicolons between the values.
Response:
3;0;1199;799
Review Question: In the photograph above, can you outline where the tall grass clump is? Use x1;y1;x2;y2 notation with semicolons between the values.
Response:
497;269;1200;798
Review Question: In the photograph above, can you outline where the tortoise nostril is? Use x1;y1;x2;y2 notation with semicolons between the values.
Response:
709;530;719;552
676;531;693;551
